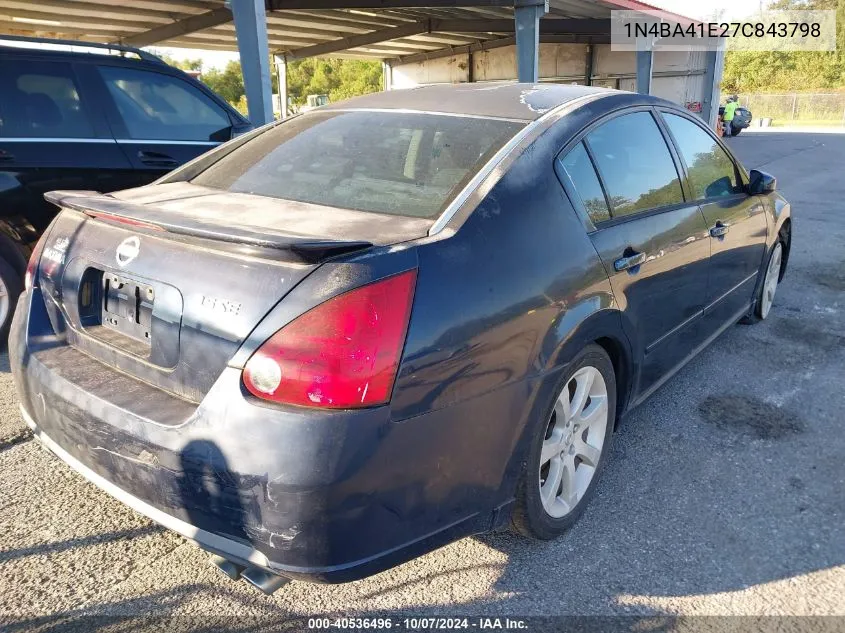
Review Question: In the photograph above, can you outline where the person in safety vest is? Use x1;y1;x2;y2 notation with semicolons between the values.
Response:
723;95;739;137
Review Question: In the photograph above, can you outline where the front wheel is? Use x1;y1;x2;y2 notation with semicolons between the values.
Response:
731;126;742;136
511;345;616;540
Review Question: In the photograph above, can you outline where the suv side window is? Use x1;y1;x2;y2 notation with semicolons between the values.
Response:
0;61;94;138
662;113;742;200
98;66;231;142
556;142;611;224
586;111;684;219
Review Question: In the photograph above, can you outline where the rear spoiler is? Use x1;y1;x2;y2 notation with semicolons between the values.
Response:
44;190;372;263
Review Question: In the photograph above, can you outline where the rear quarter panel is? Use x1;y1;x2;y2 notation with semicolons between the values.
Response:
217;119;629;556
388;118;627;508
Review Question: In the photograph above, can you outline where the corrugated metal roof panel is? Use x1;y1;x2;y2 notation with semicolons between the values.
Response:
0;1;689;59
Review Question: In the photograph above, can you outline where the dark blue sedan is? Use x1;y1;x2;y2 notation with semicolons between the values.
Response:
9;83;791;592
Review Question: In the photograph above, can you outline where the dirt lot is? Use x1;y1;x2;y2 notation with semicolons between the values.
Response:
1;131;844;629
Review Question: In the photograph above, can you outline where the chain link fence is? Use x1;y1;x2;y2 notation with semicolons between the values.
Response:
736;93;845;126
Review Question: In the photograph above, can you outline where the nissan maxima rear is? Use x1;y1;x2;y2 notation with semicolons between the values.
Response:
9;83;790;590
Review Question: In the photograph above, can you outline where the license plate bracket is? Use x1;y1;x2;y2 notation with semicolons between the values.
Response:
100;272;154;346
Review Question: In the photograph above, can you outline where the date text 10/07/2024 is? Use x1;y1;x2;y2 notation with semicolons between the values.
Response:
307;617;529;630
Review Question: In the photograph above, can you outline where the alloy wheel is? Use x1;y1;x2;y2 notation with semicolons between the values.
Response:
760;242;783;319
539;366;609;519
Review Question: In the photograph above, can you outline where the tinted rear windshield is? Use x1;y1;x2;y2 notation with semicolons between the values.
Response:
191;111;524;219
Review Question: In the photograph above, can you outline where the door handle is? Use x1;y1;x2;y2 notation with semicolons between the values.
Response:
614;250;647;272
710;221;730;237
137;150;178;168
0;150;14;162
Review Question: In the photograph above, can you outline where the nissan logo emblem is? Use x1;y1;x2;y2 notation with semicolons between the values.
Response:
116;236;141;267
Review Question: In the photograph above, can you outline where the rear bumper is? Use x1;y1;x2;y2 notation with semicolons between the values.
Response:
20;405;274;572
10;289;531;583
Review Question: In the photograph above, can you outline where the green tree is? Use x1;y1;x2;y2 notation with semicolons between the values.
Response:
200;60;246;105
151;53;382;114
722;0;845;93
287;58;382;106
153;52;203;72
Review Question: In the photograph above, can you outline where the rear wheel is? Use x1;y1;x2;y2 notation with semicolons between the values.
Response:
0;255;23;346
511;345;616;540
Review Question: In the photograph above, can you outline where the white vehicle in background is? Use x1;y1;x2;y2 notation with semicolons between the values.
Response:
300;94;329;112
273;94;330;118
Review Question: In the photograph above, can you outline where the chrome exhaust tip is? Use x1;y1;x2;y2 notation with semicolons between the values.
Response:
209;554;246;581
241;567;291;595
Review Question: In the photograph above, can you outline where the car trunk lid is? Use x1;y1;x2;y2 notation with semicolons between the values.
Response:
37;183;431;403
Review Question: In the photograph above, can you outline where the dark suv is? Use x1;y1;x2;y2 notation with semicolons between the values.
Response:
0;36;250;341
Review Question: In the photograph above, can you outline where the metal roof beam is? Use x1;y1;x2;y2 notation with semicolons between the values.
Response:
406;32;485;45
267;1;514;8
93;0;218;12
179;30;330;49
284;9;412;28
285;20;431;59
392;31;606;65
283;16;608;59
0;0;181;23
118;6;233;47
431;18;610;34
394;35;515;65
0;10;164;33
0;20;144;38
265;15;373;33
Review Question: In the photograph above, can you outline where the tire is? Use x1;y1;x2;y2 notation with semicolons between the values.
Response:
511;344;616;540
752;240;784;321
0;254;23;347
731;127;742;136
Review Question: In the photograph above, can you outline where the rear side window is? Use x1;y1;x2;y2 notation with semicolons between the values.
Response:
98;66;231;141
556;142;610;224
662;113;741;199
0;61;93;138
192;111;524;219
586;111;684;218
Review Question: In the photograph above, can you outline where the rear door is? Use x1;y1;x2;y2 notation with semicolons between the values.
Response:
659;110;768;328
556;109;712;397
88;63;234;183
0;57;131;232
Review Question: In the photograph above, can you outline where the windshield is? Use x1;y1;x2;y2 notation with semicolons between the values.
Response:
191;110;524;219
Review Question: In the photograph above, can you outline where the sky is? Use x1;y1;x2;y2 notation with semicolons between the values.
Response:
149;0;776;70
149;47;240;71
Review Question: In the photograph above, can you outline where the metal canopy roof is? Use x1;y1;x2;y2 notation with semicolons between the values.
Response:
0;1;683;62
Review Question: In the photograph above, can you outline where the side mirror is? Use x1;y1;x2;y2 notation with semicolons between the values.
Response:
748;169;777;195
210;126;234;143
229;123;254;139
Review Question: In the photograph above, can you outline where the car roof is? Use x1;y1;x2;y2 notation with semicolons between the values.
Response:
324;82;618;122
0;41;167;70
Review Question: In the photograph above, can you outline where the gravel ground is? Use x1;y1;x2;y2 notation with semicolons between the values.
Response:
1;132;843;629
0;354;29;450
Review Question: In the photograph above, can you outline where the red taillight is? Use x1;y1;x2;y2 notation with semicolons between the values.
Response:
243;270;417;409
24;234;49;291
84;211;164;231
